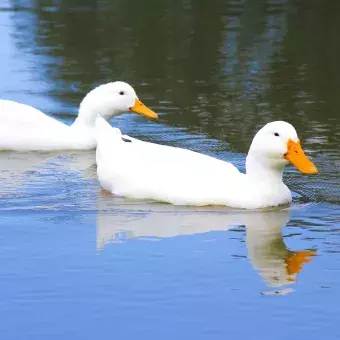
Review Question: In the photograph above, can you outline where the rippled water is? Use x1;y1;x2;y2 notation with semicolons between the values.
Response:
0;0;340;339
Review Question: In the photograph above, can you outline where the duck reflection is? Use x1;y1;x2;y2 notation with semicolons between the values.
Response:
97;197;316;290
244;211;316;288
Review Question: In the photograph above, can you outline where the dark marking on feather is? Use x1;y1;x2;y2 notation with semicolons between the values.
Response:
121;137;132;143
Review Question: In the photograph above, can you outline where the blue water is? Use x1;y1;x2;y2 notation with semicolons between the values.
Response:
1;203;339;339
1;1;340;339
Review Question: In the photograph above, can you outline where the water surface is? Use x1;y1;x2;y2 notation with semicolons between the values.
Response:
0;0;340;339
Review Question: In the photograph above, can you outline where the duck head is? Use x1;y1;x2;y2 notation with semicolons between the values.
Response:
75;81;158;127
246;121;318;176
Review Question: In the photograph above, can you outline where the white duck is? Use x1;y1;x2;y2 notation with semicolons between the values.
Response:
95;117;318;209
0;81;158;151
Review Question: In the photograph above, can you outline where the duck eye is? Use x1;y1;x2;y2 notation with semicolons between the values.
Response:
274;132;279;137
119;91;125;95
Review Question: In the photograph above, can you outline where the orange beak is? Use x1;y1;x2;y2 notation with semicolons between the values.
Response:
284;139;318;175
129;99;158;119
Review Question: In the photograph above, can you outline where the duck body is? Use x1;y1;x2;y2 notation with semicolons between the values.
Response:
98;151;291;209
95;117;317;209
0;100;96;151
0;82;158;151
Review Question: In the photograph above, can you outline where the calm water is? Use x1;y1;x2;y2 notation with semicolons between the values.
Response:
0;0;340;338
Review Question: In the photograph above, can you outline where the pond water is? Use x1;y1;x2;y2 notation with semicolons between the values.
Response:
0;0;340;339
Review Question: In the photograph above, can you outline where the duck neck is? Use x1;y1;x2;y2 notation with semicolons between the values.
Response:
71;93;122;130
245;155;284;184
72;103;97;130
